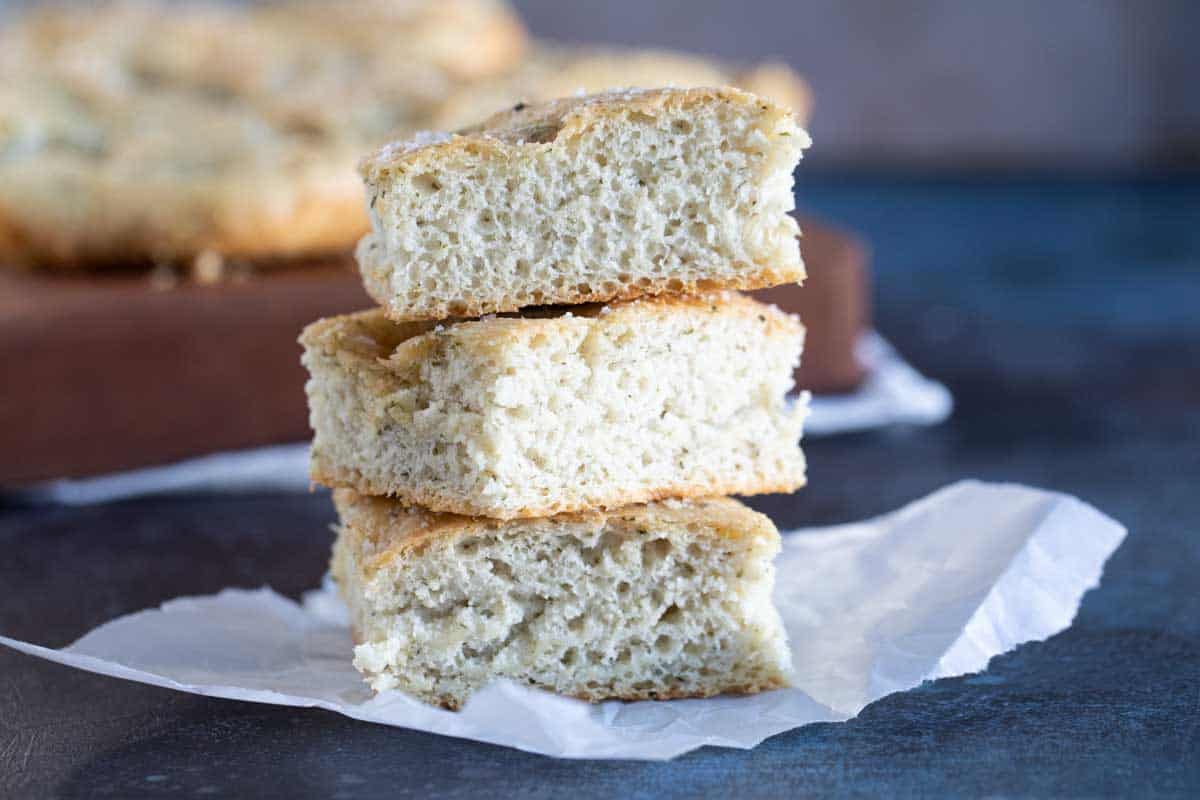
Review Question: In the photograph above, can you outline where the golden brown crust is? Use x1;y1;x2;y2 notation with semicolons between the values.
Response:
299;307;439;359
566;674;789;706
318;457;805;521
462;85;781;144
0;163;370;271
426;675;790;710
361;86;802;181
733;61;813;121
301;290;804;366
333;489;778;578
0;0;528;270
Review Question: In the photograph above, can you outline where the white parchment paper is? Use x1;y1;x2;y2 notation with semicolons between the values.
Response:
0;481;1124;760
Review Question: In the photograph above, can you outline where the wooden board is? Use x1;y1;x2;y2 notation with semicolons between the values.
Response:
0;217;868;484
754;217;870;395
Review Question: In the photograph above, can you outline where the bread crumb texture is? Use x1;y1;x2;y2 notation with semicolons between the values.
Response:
333;490;792;707
358;87;810;320
301;291;807;519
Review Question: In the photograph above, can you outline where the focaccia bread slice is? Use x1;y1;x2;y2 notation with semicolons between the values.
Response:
358;87;809;321
300;291;808;519
332;490;792;708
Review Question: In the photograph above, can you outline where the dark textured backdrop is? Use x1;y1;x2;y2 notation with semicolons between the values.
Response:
513;0;1200;170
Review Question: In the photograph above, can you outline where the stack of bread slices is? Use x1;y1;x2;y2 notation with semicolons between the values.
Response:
300;87;812;709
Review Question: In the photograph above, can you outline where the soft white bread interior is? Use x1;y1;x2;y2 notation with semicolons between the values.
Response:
358;87;809;321
332;490;792;708
300;291;808;519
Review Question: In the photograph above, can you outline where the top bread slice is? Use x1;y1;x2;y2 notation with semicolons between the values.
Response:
358;87;809;321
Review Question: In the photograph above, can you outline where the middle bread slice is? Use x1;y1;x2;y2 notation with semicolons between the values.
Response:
301;291;807;519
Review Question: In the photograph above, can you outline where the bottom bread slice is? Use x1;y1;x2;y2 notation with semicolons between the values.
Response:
332;490;792;709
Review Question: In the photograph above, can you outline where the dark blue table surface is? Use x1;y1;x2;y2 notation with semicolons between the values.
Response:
2;175;1198;797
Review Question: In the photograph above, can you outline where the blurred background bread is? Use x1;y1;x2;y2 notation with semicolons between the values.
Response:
0;0;528;270
0;0;815;272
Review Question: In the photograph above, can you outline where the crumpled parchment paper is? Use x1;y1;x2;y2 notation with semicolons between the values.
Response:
1;480;1124;760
